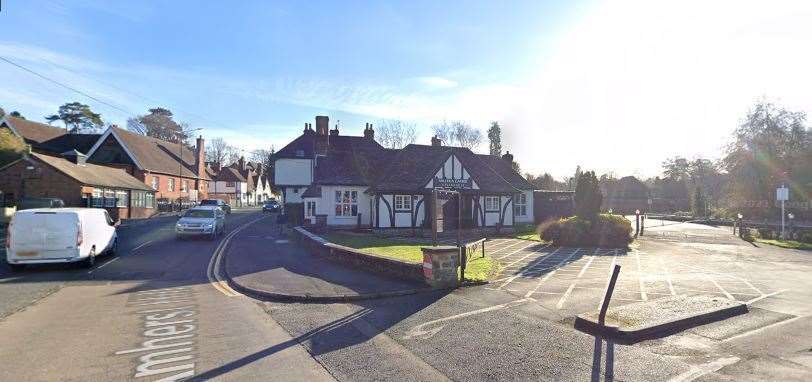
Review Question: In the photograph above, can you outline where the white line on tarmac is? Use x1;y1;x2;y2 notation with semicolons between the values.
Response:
87;256;119;274
596;249;619;310
704;274;735;300
556;249;597;309
402;298;535;340
523;248;580;298
745;289;787;305
497;247;563;291
484;240;526;256
131;240;154;253
721;313;799;343
496;241;544;260
668;356;740;382
635;250;648;301
660;257;676;296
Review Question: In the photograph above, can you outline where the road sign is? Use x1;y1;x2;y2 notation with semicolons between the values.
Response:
777;186;789;201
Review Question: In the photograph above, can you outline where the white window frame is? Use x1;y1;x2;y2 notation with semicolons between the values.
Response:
514;193;527;216
167;178;175;192
394;195;412;211
104;189;116;207
115;190;128;208
92;188;103;207
484;196;500;212
334;190;358;217
145;193;155;208
181;180;188;192
151;176;159;190
305;201;316;217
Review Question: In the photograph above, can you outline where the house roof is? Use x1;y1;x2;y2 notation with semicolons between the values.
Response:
0;116;101;154
97;126;209;180
302;185;321;198
371;145;520;193
476;154;534;190
29;152;152;191
214;167;246;182
275;132;385;160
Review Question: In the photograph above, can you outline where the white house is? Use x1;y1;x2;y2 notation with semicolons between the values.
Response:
274;116;534;229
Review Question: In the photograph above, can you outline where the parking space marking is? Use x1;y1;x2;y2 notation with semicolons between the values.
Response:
556;250;596;309
523;248;581;298
635;250;648;301
659;257;677;296
497;247;562;290
596;249;619;309
487;240;529;257
496;241;546;261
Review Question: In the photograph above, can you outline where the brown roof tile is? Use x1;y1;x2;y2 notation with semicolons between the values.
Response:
110;126;209;180
31;152;152;191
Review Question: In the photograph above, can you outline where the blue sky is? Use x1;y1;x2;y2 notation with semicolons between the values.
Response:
2;0;811;178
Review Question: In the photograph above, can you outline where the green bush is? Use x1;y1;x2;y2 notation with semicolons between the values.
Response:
540;214;632;248
798;231;812;244
574;171;602;221
757;228;774;240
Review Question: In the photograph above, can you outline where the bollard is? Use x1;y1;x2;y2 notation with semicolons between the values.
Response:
640;214;645;236
599;265;622;324
635;215;640;236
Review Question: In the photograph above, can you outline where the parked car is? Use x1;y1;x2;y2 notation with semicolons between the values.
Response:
199;199;231;214
5;208;118;270
175;206;225;240
262;200;280;213
17;197;65;210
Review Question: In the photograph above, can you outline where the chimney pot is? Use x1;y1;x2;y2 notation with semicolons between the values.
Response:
363;123;375;140
501;151;514;163
431;135;442;146
315;116;329;135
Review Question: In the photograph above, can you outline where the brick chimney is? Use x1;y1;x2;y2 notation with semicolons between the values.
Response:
315;116;329;136
431;135;442;147
195;136;205;178
363;123;375;139
238;156;246;171
502;151;514;163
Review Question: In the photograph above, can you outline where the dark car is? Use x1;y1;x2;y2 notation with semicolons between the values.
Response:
199;199;231;214
262;200;280;213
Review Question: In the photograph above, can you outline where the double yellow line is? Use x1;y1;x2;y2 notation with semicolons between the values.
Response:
206;214;268;297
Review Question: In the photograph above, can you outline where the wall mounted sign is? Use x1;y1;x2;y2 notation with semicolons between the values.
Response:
433;177;472;189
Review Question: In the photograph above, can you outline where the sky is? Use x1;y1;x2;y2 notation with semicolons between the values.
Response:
1;0;811;179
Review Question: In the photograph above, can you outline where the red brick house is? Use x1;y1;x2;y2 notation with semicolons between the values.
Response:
85;126;210;202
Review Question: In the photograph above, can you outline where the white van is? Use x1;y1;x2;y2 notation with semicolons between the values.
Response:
5;208;118;270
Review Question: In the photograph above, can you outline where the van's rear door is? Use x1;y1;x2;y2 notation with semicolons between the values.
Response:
11;212;78;259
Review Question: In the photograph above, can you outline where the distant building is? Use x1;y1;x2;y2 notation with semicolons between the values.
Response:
207;157;273;206
274;116;533;230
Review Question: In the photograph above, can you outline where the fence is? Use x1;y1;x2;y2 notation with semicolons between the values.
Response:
460;237;486;281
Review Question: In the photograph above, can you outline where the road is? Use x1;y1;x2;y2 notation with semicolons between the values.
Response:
0;212;810;381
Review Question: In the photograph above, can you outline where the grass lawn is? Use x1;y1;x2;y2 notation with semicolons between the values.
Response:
321;232;500;281
755;238;812;250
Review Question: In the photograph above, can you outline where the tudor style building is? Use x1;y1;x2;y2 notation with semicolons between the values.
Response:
274;116;534;230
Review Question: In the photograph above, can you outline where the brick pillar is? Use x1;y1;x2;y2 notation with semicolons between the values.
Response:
421;245;460;287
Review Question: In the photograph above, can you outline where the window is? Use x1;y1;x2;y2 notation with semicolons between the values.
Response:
116;190;128;208
394;195;412;211
226;181;235;187
131;191;145;208
306;201;316;217
92;188;103;207
145;193;155;208
484;196;500;212
167;178;175;192
295;149;305;157
151;176;159;190
334;190;358;217
181;180;188;192
293;188;299;194
104;189;116;207
514;193;527;216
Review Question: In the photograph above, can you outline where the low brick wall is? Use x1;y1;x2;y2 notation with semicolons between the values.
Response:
292;227;426;283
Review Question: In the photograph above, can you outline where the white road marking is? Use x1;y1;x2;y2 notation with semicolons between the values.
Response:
497;247;563;291
745;289;787;305
660;257;677;296
668;356;740;382
87;256;119;274
131;240;154;253
556;249;596;309
402;298;534;340
523;248;580;298
703;274;735;300
721;314;799;343
496;241;544;260
486;239;526;254
275;239;290;244
596;250;619;310
635;250;648;301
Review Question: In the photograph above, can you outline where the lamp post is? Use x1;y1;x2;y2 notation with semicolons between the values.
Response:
787;212;795;239
737;213;744;237
176;128;203;211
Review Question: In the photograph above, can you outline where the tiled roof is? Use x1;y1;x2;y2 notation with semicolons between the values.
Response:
37;133;102;155
1;116;65;145
1;116;101;155
476;154;534;190
30;152;152;191
214;167;246;182
302;185;321;198
109;126;209;180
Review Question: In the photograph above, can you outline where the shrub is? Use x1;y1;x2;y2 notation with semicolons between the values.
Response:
756;228;774;240
540;214;632;248
574;171;602;221
798;230;812;244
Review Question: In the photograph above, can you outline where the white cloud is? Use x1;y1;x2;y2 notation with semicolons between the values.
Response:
415;76;459;89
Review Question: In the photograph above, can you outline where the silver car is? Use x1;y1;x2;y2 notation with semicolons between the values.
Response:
175;206;225;240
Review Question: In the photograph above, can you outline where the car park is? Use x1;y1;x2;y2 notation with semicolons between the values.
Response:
199;199;231;214
5;208;118;270
175;206;225;240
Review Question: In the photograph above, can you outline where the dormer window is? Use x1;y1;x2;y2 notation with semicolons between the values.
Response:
295;149;305;157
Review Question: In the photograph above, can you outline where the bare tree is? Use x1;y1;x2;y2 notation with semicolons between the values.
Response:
431;120;483;150
205;137;233;166
376;119;417;149
249;147;274;172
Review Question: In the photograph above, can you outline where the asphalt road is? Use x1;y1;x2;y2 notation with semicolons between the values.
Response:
1;212;810;381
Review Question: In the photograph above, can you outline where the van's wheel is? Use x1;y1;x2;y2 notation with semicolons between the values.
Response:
83;248;96;268
8;264;25;272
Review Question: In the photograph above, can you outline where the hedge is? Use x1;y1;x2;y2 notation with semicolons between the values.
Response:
540;214;633;248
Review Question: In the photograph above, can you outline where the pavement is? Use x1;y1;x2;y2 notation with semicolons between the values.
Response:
1;212;811;381
223;218;429;300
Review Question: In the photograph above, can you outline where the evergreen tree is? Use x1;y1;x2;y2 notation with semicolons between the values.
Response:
45;102;103;133
692;186;707;217
574;171;603;221
487;121;502;156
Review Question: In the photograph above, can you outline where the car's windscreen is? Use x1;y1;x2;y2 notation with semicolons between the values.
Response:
184;210;214;218
199;200;217;205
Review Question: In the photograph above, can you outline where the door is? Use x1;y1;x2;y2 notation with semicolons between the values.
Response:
442;194;460;231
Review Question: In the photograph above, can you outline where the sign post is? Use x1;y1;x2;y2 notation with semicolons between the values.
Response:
777;185;789;239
